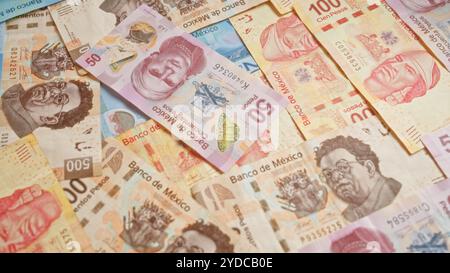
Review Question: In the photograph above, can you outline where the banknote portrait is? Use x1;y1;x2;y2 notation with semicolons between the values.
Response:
275;169;328;218
166;220;234;253
330;227;395;253
104;109;138;135
315;136;402;222
364;50;441;105
0;185;61;253
400;0;450;12
260;14;319;62
120;201;174;252
99;0;170;26
1;80;94;138
31;43;74;80
131;36;206;100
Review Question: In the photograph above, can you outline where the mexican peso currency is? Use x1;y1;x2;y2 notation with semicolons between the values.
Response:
298;178;450;253
48;0;267;71
294;0;450;153
0;9;102;181
231;4;378;140
386;0;450;71
191;117;444;251
0;135;91;253
62;137;256;253
76;5;287;172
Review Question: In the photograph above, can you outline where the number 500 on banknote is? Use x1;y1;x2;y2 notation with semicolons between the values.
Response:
76;5;287;172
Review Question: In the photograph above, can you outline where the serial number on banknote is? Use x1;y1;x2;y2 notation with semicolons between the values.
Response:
213;63;250;90
386;202;431;229
299;221;343;244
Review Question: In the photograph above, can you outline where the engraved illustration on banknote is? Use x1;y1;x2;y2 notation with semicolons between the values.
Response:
260;14;319;62
131;36;207;100
2;80;94;138
363;50;441;105
316;135;402;221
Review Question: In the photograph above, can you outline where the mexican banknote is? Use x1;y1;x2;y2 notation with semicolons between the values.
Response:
386;0;450;72
423;124;450;178
0;9;102;181
77;5;287;172
116;109;304;192
191;117;444;251
0;0;62;22
48;0;266;73
231;4;377;140
100;18;266;139
298;179;450;253
0;135;91;253
61;137;256;253
294;0;450;154
114;18;303;191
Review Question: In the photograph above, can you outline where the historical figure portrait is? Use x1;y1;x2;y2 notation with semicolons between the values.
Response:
131;36;206;100
275;169;328;218
315;136;402;222
31;43;74;80
99;0;170;26
364;50;440;105
0;185;61;253
330;227;395;253
260;13;319;62
1;81;94;138
166;220;234;253
400;0;450;12
120;201;174;252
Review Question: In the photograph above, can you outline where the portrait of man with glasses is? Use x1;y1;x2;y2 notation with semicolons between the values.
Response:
1;80;94;138
315;135;402;222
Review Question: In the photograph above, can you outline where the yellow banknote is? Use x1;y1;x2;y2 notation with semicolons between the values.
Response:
116;109;304;191
294;0;450;153
0;135;91;253
231;4;377;140
192;117;444;251
63;137;254;253
0;9;102;181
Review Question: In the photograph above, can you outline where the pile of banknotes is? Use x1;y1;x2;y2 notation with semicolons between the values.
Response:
0;0;449;253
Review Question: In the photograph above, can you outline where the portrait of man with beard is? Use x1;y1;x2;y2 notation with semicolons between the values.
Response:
1;81;94;138
315;136;402;222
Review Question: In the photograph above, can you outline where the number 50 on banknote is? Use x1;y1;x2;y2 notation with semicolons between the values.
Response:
77;5;287;172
